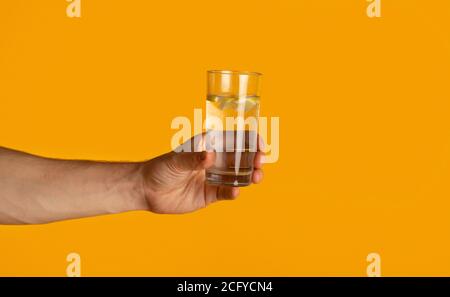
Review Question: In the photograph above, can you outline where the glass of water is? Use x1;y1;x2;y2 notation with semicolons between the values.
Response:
205;70;261;187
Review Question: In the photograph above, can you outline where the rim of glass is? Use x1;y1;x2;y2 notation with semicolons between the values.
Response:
208;70;262;76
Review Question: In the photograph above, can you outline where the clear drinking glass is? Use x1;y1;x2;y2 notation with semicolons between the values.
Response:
205;70;261;187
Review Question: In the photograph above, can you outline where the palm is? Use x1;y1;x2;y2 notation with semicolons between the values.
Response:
141;153;208;214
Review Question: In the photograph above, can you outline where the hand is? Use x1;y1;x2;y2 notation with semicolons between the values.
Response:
138;135;264;214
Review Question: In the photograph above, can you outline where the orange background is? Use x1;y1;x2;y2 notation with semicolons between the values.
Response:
1;0;450;276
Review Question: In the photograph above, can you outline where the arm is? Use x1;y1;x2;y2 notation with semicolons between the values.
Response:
0;143;264;225
0;147;147;224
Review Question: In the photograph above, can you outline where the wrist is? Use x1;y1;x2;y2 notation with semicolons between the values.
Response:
101;161;149;214
123;162;149;212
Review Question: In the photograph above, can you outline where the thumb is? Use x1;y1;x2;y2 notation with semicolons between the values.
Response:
171;151;215;172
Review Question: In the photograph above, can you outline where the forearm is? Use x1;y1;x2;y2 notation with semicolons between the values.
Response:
0;147;148;224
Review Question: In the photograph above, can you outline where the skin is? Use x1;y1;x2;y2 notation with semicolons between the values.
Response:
0;136;264;224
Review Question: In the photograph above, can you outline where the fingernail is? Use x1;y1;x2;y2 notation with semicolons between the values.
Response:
232;187;240;198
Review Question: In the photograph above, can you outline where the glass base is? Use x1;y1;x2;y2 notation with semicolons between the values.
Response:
205;172;252;187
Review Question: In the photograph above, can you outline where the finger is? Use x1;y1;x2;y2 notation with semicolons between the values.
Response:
258;134;266;152
204;184;219;205
204;185;240;205
171;151;215;172
216;186;240;201
254;151;264;169
252;169;264;184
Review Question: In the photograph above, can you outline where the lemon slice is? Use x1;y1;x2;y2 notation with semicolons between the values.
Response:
218;97;237;110
243;97;258;112
219;96;258;111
